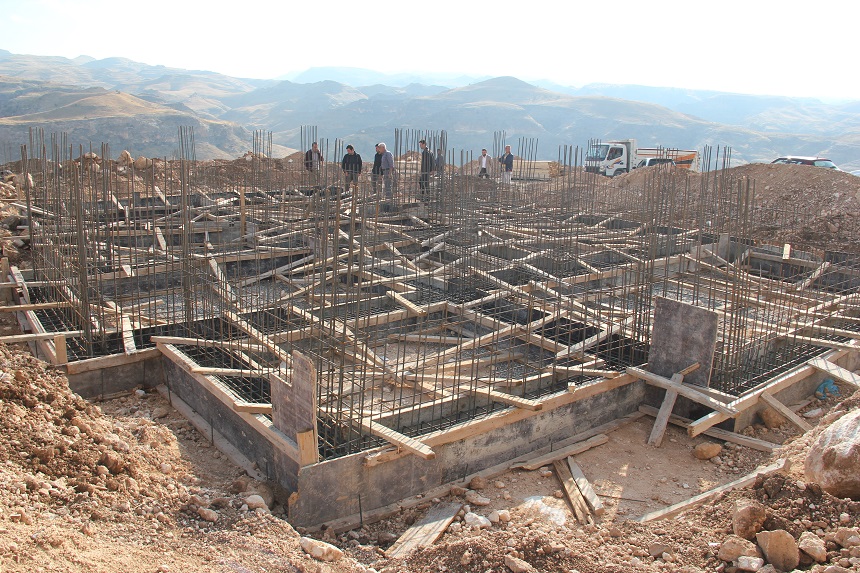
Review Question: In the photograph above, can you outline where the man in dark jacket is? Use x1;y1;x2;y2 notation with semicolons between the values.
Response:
304;142;323;185
418;139;435;194
341;145;362;192
371;144;383;194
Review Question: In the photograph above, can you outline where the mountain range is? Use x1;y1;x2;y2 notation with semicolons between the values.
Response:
0;51;858;171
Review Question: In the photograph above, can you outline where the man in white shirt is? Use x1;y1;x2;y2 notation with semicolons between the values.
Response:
478;148;491;178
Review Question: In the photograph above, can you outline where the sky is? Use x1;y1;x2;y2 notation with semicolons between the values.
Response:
1;0;856;100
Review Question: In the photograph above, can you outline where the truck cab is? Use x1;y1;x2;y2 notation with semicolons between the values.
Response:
585;139;634;177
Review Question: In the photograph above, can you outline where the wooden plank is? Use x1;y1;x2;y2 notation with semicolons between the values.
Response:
807;357;860;388
567;459;605;516
759;391;813;432
64;348;162;375
553;459;592;525
297;430;318;467
233;401;273;415
511;434;609;471
638;405;777;452
361;419;436;460
53;334;68;364
627;367;737;416
648;386;679;447
385;502;462;559
637;459;788;522
0;330;84;343
688;345;855;437
0;301;70;312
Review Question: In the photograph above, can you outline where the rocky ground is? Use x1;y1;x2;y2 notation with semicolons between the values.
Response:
0;161;859;572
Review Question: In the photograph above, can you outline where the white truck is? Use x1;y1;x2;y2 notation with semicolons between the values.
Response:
585;139;699;177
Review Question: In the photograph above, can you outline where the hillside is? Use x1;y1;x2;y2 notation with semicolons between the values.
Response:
0;53;859;168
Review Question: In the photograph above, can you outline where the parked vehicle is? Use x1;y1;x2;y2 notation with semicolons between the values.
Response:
771;156;840;170
585;139;698;177
634;157;675;169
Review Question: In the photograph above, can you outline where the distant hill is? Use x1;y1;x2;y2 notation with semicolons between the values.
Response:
0;54;858;169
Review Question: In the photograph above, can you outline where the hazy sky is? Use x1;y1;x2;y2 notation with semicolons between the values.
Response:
3;0;855;100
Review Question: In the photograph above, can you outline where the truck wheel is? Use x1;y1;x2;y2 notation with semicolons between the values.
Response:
612;169;627;177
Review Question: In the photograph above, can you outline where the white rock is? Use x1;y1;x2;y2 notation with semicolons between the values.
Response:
300;536;343;562
803;408;823;418
805;410;860;498
798;530;827;562
465;491;491;506
463;512;491;529
244;494;268;510
736;555;764;571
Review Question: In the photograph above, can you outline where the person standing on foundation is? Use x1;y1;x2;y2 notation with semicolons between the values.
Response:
418;139;435;195
499;145;514;185
371;144;383;194
341;144;362;193
378;142;395;199
477;148;492;179
304;141;323;185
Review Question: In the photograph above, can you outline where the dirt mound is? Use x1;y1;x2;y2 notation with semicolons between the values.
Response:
0;334;367;572
616;163;860;253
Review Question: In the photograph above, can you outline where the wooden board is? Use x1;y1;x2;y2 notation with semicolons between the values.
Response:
759;391;813;432
807;357;860;388
385;502;462;559
511;434;608;471
553;459;592;525
637;459;788;522
638;405;777;452
567;459;605;516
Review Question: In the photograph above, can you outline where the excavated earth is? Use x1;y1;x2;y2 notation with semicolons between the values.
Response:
0;160;859;572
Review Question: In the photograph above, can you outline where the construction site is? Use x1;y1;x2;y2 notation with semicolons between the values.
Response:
2;123;860;547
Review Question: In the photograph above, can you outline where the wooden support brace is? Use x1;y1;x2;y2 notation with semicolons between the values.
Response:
361;419;436;460
626;366;736;416
806;357;860;388
637;459;789;522
759;391;813;432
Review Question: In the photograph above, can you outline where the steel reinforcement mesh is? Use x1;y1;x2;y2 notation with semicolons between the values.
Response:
13;131;860;460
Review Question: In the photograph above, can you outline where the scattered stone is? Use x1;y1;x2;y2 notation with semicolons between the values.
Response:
803;408;824;418
497;509;511;523
805;410;860;499
648;542;671;558
450;485;468;496
244;494;268;511
300;537;343;562
197;507;218;522
736;555;765;571
463;512;491;529
377;531;396;544
469;475;488;490
465;491;491;506
504;554;536;573
834;527;860;548
718;535;760;562
756;529;799;572
798;530;827;562
733;499;767;540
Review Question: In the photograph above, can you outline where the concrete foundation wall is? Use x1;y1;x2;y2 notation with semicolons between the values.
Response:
289;380;645;527
160;358;300;491
68;355;164;400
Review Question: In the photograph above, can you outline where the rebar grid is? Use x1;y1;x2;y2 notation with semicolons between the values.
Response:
14;130;860;461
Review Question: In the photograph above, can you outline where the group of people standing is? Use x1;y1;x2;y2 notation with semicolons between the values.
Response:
303;141;514;196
